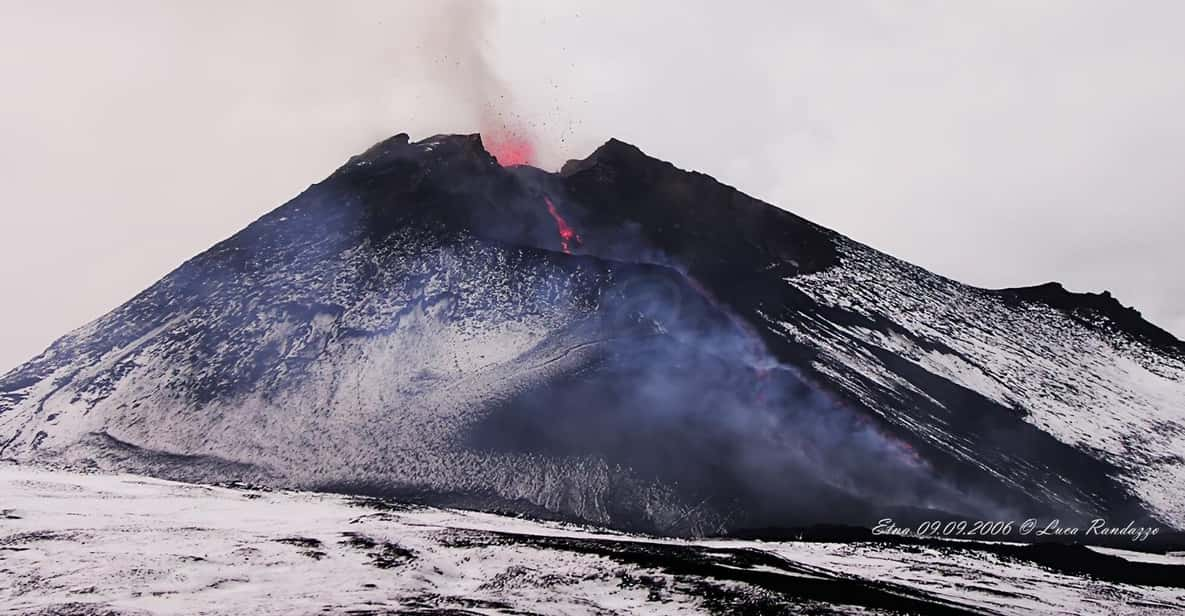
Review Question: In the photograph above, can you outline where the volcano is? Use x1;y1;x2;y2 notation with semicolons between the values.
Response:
2;133;1183;538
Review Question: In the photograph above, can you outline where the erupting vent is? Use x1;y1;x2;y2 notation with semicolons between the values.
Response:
485;132;535;167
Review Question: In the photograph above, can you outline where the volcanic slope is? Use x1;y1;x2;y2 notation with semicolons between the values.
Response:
1;133;1182;536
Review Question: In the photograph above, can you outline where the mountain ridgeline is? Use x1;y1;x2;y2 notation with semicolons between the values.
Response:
2;133;1183;538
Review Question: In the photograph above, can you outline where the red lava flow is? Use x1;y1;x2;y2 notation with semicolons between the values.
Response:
544;196;581;254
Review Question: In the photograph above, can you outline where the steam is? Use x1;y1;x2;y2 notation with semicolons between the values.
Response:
458;179;1012;533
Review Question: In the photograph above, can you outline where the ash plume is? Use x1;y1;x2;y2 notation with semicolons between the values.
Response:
418;0;536;164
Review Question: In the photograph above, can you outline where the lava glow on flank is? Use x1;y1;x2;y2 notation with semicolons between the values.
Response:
544;196;581;254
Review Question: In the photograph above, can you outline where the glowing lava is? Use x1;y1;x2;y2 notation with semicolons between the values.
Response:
544;196;582;254
486;132;535;167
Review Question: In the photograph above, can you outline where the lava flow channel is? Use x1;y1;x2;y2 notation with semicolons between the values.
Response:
544;196;582;254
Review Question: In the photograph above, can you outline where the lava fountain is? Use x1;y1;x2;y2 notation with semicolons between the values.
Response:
484;130;535;167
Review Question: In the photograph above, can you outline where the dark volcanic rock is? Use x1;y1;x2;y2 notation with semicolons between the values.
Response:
999;281;1185;356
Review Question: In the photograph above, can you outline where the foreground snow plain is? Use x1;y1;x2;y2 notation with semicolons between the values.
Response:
2;465;1184;615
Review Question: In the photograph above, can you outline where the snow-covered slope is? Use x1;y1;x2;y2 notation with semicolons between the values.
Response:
783;235;1185;526
4;466;1184;616
1;132;1182;538
553;138;1185;532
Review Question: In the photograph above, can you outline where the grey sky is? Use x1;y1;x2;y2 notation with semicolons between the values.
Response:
1;0;1183;373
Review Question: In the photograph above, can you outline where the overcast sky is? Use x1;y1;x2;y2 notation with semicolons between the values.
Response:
1;1;1183;373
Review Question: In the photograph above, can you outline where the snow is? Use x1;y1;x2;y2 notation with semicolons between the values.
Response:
3;466;1184;616
784;236;1185;527
0;466;704;616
